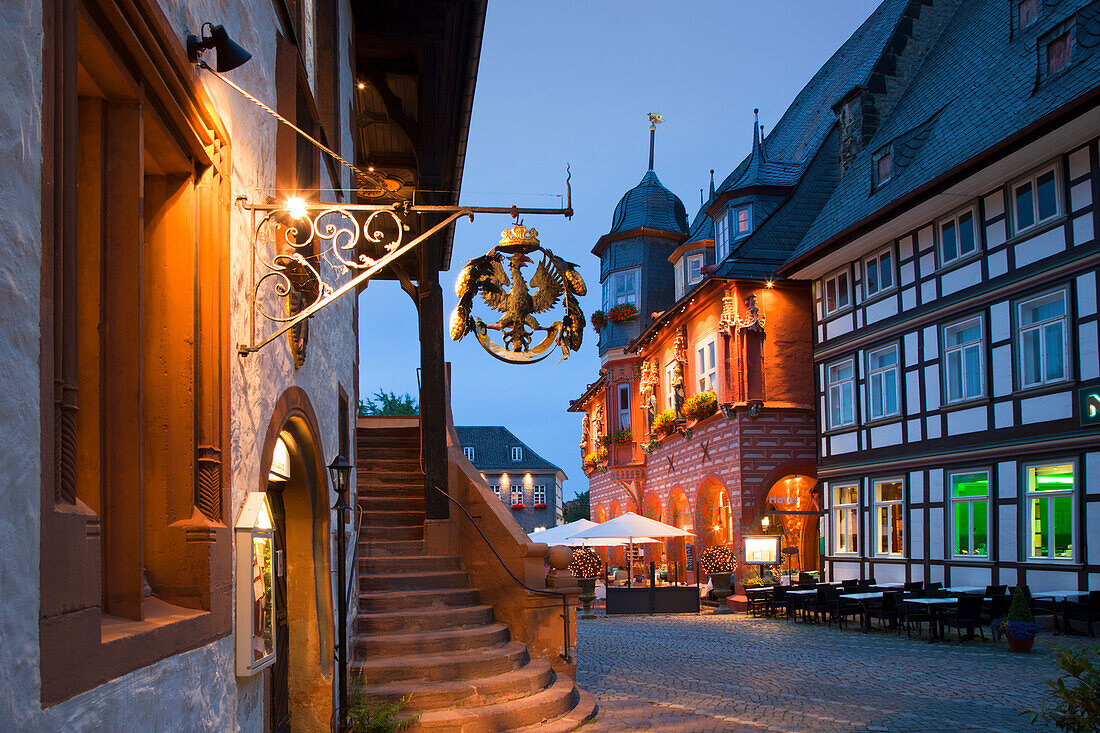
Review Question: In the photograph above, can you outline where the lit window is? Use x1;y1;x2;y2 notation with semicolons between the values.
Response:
1027;463;1075;560
864;248;894;297
463;446;475;462
511;484;523;505
1019;291;1068;388
943;318;984;403
674;258;685;300
874;479;904;556
1012;165;1060;234
491;484;501;500
733;205;752;238
533;485;546;505
687;253;705;285
832;485;858;554
617;383;630;431
827;359;856;429
950;472;989;558
665;361;678;411
824;270;851;315
874;146;893;186
1047;30;1072;74
867;345;900;420
1017;0;1038;28
695;335;718;394
715;212;730;261
939;208;978;265
511;446;523;461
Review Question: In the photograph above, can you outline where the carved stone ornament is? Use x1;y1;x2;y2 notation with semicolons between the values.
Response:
450;223;586;364
593;405;604;443
580;414;590;455
718;290;738;336
639;358;660;432
738;293;766;334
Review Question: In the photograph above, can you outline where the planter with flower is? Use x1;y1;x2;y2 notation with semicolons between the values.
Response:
699;545;738;614
569;548;602;618
683;390;718;423
651;409;677;438
992;586;1039;652
583;447;609;472
599;434;614;448
532;502;547;510
607;303;637;323
510;502;526;511
590;310;607;332
612;428;632;445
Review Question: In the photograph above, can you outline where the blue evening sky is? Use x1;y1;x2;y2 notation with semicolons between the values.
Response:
357;1;882;500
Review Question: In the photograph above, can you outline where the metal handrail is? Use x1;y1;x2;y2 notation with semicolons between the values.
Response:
436;486;572;664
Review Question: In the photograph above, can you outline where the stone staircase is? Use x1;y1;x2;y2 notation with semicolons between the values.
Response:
353;422;595;732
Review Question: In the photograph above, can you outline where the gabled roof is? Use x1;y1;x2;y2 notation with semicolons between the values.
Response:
787;0;1100;268
455;426;564;474
714;114;807;197
683;202;715;246
567;374;606;412
608;170;689;236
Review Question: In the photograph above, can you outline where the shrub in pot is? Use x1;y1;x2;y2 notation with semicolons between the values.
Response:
699;545;738;614
992;586;1039;652
569;548;602;619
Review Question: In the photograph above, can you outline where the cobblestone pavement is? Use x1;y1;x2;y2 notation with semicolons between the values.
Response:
575;612;1095;732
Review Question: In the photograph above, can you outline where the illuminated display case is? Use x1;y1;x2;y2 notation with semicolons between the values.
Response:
743;535;781;566
235;492;276;676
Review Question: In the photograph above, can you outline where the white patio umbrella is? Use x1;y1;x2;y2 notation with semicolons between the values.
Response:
572;512;694;583
528;519;660;548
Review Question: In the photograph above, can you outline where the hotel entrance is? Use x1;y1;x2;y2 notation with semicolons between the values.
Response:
763;475;821;575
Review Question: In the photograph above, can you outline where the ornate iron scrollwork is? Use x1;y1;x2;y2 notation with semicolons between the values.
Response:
450;223;586;364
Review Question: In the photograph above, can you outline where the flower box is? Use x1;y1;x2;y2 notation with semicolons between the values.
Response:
590;310;607;332
683;390;718;422
651;409;677;438
607;303;637;323
612;428;632;445
510;502;526;511
532;503;547;510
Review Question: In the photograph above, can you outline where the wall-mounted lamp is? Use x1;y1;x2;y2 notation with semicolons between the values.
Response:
187;23;252;72
760;515;771;530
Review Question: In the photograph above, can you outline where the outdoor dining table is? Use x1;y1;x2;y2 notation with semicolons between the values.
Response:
942;586;985;594
901;597;958;641
839;591;886;631
872;582;904;588
1032;590;1092;601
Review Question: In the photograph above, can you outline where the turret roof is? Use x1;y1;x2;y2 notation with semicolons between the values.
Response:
608;170;689;236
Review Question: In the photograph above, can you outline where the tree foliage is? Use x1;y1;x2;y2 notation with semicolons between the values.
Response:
1028;646;1100;732
563;490;589;523
358;389;419;416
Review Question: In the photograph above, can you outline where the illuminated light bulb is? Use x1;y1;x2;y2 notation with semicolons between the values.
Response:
357;81;366;90
761;515;771;529
287;197;308;220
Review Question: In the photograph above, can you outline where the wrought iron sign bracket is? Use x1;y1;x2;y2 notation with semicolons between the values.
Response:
237;191;574;358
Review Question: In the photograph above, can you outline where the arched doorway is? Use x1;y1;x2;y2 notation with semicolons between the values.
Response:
261;391;333;733
666;489;692;581
641;493;665;568
763;474;820;575
695;477;734;550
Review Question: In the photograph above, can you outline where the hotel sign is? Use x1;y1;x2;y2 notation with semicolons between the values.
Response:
1080;386;1100;427
743;535;781;566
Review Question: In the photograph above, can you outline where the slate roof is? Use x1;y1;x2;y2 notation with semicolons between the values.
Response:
609;170;689;235
683;202;715;245
787;0;1100;267
715;120;807;196
455;426;564;474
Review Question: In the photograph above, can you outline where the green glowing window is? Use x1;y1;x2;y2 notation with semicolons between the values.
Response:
1027;464;1074;560
950;472;989;558
874;480;904;556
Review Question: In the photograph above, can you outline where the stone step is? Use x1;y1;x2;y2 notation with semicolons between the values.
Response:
357;427;419;440
512;688;598;733
359;554;461;575
355;622;510;658
366;658;553;712
362;525;424;542
361;509;424;527
351;641;528;685
356;495;424;512
358;539;426;558
357;474;425;489
355;603;494;635
359;458;422;472
359;569;467;592
407;674;579;733
357;587;480;612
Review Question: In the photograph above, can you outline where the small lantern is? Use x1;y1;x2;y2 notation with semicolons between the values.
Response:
328;453;353;510
235;492;277;676
760;515;770;530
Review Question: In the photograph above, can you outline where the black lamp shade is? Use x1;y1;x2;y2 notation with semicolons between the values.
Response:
328;453;353;496
187;23;252;73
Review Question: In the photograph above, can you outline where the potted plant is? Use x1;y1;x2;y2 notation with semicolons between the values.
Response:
590;310;607;332
532;502;547;510
600;434;614;448
569;548;602;619
651;409;677;438
607;303;638;323
699;545;738;614
683;390;718;422
992;586;1039;652
613;428;632;445
596;446;608;464
510;502;526;511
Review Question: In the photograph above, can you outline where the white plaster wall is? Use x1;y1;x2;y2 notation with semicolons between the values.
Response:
948;566;990;587
0;0;360;728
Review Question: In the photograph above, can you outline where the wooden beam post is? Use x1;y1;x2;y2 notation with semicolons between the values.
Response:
419;233;449;519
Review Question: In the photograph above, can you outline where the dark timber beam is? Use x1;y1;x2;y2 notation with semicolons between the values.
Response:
418;226;448;519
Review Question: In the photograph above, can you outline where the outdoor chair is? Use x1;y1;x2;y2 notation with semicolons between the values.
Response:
747;587;772;617
840;579;859;589
803;587;833;624
984;584;1007;597
765;586;790;619
1062;591;1100;637
829;590;862;630
1016;585;1061;631
941;595;985;641
865;591;901;632
899;599;931;639
925;582;943;591
866;576;877;585
903;581;923;593
983;594;1012;628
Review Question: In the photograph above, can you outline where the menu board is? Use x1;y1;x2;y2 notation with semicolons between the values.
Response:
251;535;275;663
743;535;781;565
685;543;695;571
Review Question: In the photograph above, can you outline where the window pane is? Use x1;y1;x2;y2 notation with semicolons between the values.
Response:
951;473;989;498
947;351;962;401
954;500;970;555
826;278;837;312
947;321;981;346
832;362;853;382
880;252;893;288
1044;323;1064;380
890;504;903;553
1030;464;1074;492
871;373;883;417
841;382;853;424
1016;182;1035;229
877;481;903;502
878;506;889;553
1018;0;1037;27
964;345;982;397
959;212;975;255
1037;171;1057;220
837;273;849;308
972;500;988;557
1022;294;1066;325
835;485;858;505
884;369;897;415
1022;328;1041;385
1047;32;1071;74
866;260;879;294
1031;497;1047;557
707;342;716;370
1052;494;1073;558
942;220;957;261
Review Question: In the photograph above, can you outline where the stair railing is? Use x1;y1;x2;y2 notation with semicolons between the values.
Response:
436;485;572;664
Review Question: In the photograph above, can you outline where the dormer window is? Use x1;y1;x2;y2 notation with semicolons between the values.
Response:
511;446;523;461
687;253;705;285
603;268;639;310
733;205;752;238
1017;0;1038;29
715;212;730;261
674;258;685;300
1046;29;1072;75
463;446;476;462
874;146;893;187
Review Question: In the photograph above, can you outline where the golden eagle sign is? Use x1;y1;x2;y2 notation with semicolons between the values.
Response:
451;223;586;364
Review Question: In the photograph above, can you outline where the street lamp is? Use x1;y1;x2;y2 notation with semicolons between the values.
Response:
328;453;353;733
